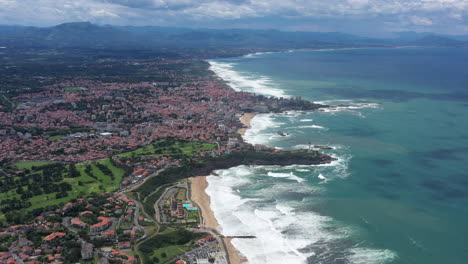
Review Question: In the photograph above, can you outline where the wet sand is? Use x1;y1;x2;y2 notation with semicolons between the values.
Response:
238;113;257;136
189;176;247;264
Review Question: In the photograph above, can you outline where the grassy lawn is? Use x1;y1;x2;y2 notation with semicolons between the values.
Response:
175;188;187;201
64;87;83;92
138;227;205;263
13;161;57;170
0;190;19;201
29;193;82;210
186;210;199;223
152;245;191;263
48;135;64;141
117;139;216;158
120;221;134;229
4;158;125;212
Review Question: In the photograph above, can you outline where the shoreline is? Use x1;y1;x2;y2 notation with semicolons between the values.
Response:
238;113;257;136
187;113;257;263
189;176;247;264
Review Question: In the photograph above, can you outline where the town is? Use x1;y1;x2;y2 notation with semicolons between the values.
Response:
0;59;321;164
0;48;328;264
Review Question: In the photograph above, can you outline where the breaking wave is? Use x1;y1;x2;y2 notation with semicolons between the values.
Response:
209;61;286;98
206;56;396;264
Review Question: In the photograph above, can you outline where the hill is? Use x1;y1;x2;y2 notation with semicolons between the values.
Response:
0;22;388;49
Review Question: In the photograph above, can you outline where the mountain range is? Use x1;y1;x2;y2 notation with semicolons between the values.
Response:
1;22;467;50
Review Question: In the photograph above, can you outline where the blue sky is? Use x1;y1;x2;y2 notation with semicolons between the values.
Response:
1;0;468;36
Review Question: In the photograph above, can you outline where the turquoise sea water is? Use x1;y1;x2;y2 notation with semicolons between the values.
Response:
207;47;468;264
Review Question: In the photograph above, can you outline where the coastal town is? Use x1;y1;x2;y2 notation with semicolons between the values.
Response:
0;48;330;264
0;59;321;163
3;3;468;262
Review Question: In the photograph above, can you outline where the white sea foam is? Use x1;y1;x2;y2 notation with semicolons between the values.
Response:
243;114;283;145
243;51;275;58
207;165;398;264
206;166;338;264
280;111;304;117
313;47;366;52
293;144;339;150
296;125;327;129
208;61;286;97
318;173;330;184
267;171;305;182
293;144;312;150
208;56;395;264
315;101;380;116
347;248;398;264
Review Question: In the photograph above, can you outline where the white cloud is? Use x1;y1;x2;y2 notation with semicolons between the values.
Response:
347;0;369;8
409;15;433;26
182;1;257;19
0;0;467;33
91;9;119;17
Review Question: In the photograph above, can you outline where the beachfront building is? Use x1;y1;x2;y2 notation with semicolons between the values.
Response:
170;201;185;219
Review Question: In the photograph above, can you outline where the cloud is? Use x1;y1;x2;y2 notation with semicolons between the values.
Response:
90;9;119;18
347;0;369;8
408;15;433;26
184;2;257;19
0;0;467;34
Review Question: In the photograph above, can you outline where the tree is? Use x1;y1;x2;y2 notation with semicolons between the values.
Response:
67;164;80;178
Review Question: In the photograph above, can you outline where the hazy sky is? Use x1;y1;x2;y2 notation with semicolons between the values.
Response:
1;0;468;36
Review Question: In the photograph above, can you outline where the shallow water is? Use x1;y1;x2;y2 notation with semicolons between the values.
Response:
207;47;468;264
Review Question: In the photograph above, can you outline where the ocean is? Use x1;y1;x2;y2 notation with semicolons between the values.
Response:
206;47;468;264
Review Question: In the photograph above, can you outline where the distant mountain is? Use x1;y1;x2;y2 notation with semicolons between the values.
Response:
0;22;466;50
0;22;137;48
410;35;466;47
394;31;468;46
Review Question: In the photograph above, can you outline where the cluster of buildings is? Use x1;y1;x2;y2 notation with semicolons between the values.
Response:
0;59;317;164
0;192;143;263
0;57;326;264
156;183;200;224
174;235;228;264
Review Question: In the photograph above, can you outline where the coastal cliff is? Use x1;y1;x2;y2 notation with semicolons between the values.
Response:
134;150;335;199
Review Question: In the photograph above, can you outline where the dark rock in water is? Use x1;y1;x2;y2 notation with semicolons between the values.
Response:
313;145;333;150
277;130;287;136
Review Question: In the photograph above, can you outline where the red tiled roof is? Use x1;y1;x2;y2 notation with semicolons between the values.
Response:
43;232;66;241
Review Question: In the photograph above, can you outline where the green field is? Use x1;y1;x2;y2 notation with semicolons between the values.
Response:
117;139;216;158
1;158;125;220
152;244;191;263
13;161;57;170
48;135;64;141
30;158;124;209
138;227;204;263
186;210;199;223
64;87;83;92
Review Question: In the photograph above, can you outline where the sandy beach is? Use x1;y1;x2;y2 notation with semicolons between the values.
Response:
189;176;247;264
187;113;256;264
238;113;257;136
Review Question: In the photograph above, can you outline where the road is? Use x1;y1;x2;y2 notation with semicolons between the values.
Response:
119;169;164;194
117;193;148;241
154;181;186;223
